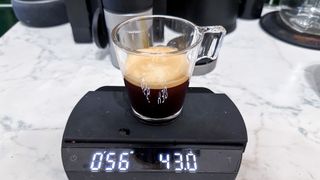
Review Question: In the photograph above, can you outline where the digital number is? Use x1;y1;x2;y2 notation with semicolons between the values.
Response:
159;153;170;169
90;152;104;172
105;152;116;172
90;151;130;172
118;152;130;171
174;153;183;172
186;152;197;172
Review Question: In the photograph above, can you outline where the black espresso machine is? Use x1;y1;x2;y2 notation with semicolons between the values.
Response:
64;0;265;43
61;86;248;180
64;0;264;75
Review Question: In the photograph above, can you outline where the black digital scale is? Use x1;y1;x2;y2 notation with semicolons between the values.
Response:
62;86;247;180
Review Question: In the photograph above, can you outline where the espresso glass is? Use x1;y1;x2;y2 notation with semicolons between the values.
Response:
112;15;226;123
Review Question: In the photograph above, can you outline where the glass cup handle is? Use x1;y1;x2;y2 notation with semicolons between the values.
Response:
197;26;226;62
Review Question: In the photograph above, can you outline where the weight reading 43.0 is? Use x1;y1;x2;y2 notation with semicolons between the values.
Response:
159;152;198;172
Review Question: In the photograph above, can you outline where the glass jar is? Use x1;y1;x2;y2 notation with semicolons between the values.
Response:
280;0;320;35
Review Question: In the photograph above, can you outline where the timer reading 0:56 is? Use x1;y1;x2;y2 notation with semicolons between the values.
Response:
89;149;198;173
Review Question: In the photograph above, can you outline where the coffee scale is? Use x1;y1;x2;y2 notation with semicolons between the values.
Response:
61;86;247;180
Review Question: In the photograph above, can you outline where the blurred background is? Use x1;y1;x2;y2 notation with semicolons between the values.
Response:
0;0;282;37
0;0;17;36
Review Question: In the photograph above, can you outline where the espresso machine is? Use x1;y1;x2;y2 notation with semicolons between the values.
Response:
65;0;263;75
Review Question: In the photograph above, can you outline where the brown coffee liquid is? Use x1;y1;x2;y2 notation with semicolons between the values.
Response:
124;79;189;118
124;46;190;119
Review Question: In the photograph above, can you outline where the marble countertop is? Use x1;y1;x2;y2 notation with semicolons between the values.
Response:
1;16;320;179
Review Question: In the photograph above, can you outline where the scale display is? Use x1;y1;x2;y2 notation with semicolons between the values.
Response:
89;148;199;173
64;147;242;174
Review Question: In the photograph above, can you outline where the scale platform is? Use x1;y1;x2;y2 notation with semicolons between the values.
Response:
62;86;247;180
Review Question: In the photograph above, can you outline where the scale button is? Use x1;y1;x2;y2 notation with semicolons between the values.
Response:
118;128;130;136
70;155;78;162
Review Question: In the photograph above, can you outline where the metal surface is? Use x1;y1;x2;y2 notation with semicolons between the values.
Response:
104;9;153;68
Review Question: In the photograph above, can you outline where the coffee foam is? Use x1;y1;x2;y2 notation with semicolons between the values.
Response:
124;47;189;89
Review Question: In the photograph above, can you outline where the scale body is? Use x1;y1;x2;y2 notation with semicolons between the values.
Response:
62;86;247;180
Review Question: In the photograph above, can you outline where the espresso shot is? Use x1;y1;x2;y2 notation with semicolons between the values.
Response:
124;79;189;119
123;46;190;120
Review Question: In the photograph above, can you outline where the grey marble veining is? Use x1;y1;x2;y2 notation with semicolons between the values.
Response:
1;17;320;180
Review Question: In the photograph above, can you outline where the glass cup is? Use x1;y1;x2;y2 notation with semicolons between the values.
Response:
112;15;226;123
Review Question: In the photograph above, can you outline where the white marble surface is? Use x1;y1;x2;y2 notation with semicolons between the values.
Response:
1;16;320;180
